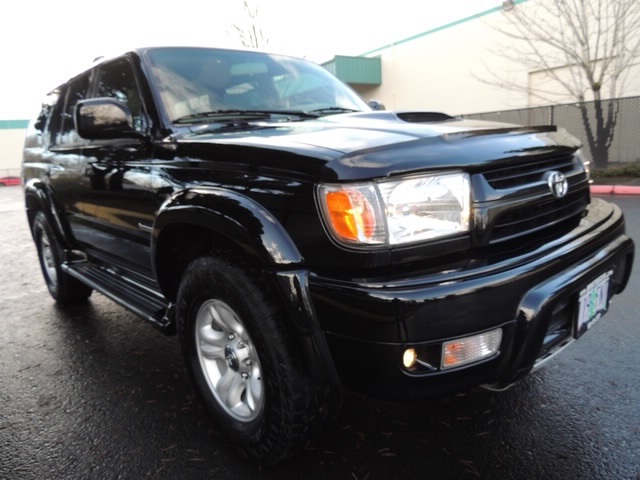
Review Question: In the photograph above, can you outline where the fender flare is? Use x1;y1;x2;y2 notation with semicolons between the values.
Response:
152;186;303;268
24;179;73;248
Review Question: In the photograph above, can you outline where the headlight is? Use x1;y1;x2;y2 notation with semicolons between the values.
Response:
318;171;470;246
575;149;591;182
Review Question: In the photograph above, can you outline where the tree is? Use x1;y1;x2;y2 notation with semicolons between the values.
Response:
228;0;270;50
481;0;640;168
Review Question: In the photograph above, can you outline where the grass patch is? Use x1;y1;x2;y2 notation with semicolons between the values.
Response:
591;163;640;178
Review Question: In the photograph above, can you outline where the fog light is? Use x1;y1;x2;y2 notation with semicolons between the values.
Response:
441;329;502;370
403;348;417;368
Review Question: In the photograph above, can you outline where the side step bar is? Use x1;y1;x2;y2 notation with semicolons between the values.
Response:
62;261;175;334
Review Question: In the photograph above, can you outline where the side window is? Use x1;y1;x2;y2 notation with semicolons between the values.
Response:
96;58;147;132
54;74;90;146
29;90;61;148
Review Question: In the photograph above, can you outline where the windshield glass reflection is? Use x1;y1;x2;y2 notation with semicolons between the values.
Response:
145;47;369;123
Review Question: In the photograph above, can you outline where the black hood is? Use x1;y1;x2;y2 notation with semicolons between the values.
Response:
178;111;582;181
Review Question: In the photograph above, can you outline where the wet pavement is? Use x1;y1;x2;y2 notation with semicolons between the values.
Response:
1;185;639;479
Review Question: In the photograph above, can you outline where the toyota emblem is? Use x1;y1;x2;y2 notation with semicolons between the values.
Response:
546;171;568;198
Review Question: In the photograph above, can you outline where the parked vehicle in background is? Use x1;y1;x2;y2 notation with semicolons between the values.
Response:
22;46;634;464
0;176;21;186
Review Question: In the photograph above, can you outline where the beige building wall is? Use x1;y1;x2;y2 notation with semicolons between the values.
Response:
358;1;640;115
361;19;526;115
0;128;27;175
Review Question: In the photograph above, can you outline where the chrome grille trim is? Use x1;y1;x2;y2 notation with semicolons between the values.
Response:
482;153;575;190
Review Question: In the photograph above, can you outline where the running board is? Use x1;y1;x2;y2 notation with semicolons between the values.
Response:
62;261;175;334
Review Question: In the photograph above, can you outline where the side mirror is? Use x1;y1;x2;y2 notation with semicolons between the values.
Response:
75;98;140;140
368;99;386;111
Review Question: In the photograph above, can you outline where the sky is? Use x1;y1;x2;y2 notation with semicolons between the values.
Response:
1;0;502;119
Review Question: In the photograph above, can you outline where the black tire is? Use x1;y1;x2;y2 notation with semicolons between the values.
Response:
32;211;92;304
176;255;337;464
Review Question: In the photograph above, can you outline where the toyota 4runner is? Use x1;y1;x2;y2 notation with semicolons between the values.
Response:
22;46;634;463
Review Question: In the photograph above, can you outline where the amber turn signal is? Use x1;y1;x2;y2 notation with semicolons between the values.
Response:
325;190;377;242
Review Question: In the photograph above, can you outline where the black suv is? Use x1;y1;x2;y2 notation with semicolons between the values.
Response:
22;46;634;463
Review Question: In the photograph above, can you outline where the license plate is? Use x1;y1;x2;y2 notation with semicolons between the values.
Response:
576;270;613;338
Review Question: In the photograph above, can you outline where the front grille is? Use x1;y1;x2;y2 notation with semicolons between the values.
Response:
476;152;590;245
490;188;589;243
482;153;575;190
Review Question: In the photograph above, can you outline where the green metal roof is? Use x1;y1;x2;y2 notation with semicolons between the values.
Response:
0;119;29;129
323;55;381;85
361;0;529;57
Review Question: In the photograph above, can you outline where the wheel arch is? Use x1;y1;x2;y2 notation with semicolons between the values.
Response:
152;187;303;301
24;179;71;248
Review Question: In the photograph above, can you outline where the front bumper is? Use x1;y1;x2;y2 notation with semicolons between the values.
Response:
295;198;634;400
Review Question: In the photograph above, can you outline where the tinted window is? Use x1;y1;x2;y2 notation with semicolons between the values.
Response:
54;74;90;146
96;58;146;132
28;90;60;147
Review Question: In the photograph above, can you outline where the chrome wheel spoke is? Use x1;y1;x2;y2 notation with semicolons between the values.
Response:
199;342;225;360
219;371;246;411
230;401;251;418
198;322;226;346
216;368;236;401
209;302;244;335
245;365;263;411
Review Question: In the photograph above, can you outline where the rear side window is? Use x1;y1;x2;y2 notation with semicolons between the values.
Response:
53;73;91;146
28;90;60;148
95;58;147;132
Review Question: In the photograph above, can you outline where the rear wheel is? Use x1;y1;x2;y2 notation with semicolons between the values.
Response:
32;211;92;304
176;255;337;464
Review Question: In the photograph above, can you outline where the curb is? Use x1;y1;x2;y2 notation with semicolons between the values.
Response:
590;185;640;195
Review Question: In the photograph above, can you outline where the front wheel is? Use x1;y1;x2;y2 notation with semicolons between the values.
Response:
193;297;265;422
176;256;337;464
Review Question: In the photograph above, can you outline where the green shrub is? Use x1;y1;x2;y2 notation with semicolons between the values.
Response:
591;163;640;178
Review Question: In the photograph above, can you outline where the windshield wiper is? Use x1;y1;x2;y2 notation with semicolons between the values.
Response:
174;109;318;124
174;110;269;124
306;107;361;116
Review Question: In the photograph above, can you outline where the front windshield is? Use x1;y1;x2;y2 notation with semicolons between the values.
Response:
144;47;370;123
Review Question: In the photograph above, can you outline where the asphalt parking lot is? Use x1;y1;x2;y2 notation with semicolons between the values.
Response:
1;185;639;479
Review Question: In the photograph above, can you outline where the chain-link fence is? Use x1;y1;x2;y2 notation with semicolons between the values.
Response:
462;96;640;166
